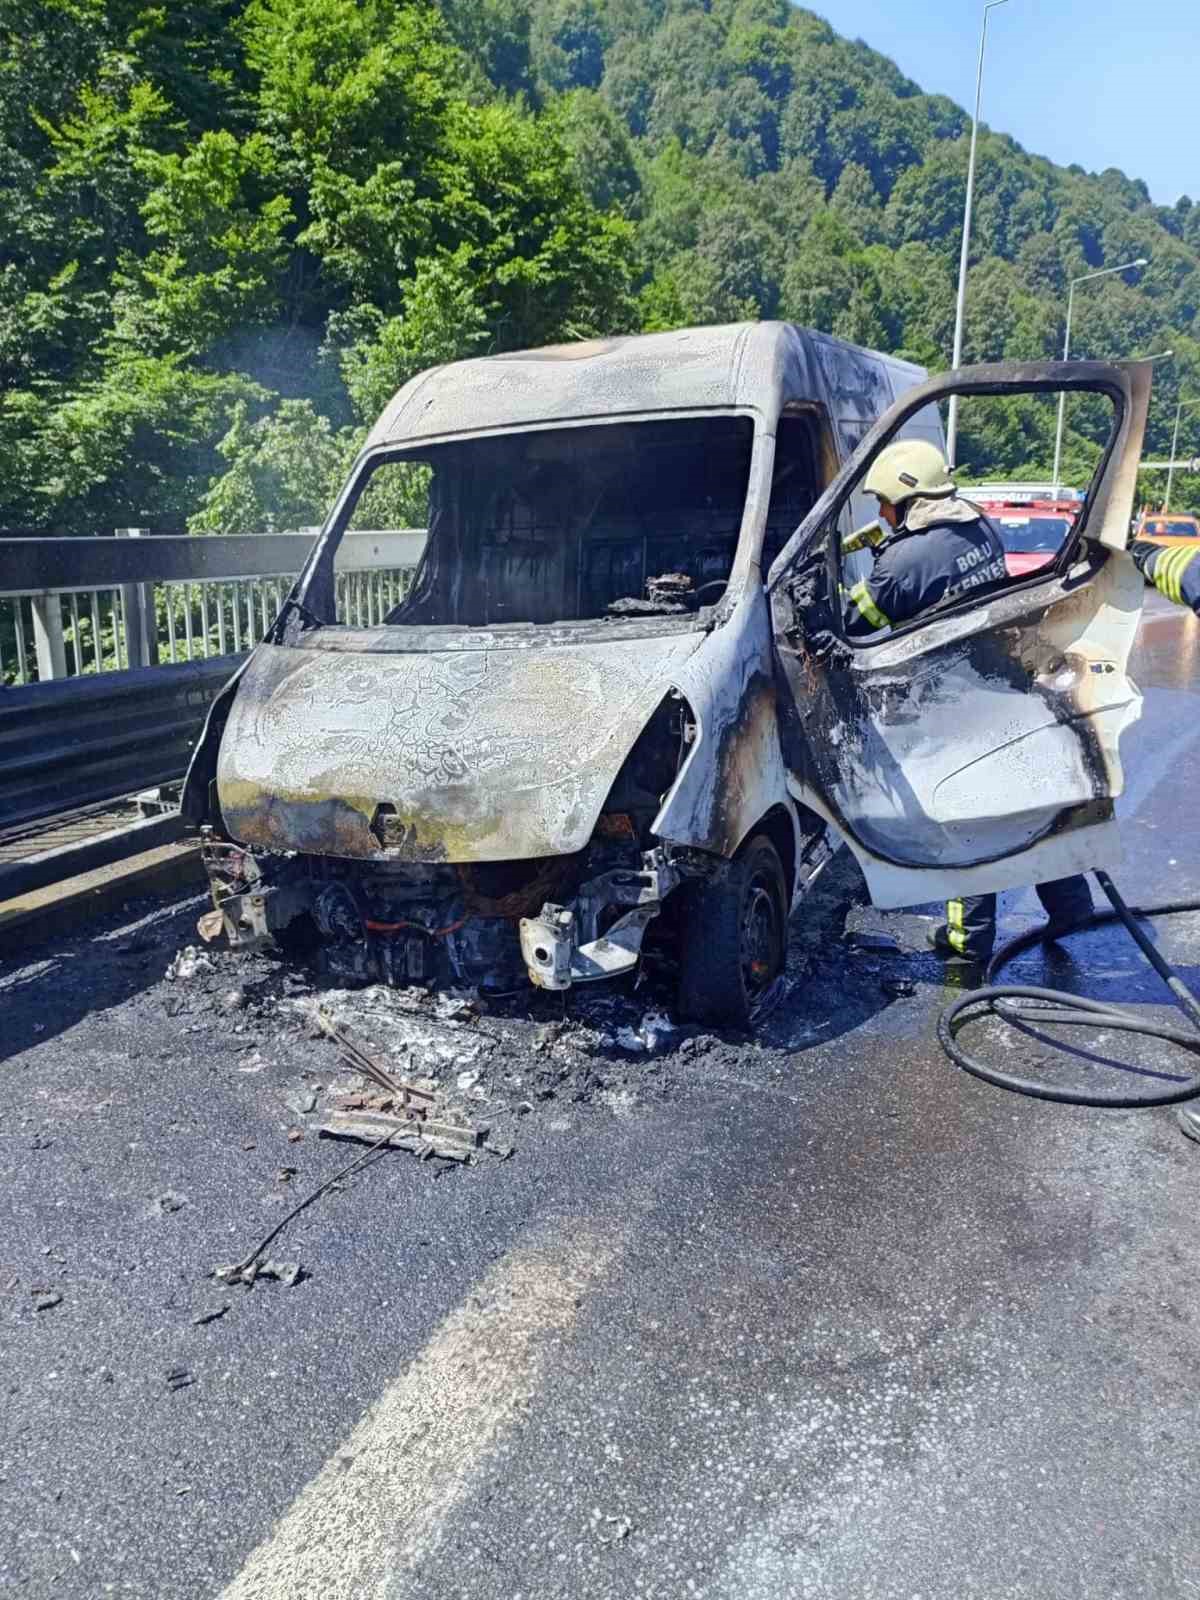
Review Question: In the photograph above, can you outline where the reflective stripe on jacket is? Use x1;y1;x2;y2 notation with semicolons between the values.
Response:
1131;540;1200;615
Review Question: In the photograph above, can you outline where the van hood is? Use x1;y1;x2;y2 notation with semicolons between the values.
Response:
216;634;705;862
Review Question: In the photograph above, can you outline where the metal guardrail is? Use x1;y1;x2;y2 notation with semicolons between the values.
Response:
0;528;424;684
0;654;238;833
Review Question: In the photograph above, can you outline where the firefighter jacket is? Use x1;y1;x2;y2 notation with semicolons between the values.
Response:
1131;540;1200;616
843;495;1008;638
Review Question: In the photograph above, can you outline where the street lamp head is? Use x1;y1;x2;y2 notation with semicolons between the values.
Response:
1134;257;1149;268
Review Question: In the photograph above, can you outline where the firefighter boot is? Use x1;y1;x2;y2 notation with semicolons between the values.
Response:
927;894;996;965
1036;875;1094;941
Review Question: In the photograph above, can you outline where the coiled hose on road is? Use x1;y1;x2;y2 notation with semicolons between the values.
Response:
937;871;1200;1108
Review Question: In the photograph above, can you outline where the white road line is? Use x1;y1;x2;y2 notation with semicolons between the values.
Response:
219;1224;619;1600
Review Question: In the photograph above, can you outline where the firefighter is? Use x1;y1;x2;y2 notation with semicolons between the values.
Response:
841;438;1009;639
1130;538;1200;615
843;439;1094;964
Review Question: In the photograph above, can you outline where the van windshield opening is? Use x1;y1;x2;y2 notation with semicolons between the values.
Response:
339;416;756;628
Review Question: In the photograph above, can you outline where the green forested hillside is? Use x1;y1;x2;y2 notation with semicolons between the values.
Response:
3;0;1198;533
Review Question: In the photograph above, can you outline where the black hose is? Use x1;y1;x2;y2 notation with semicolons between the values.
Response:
937;871;1200;1107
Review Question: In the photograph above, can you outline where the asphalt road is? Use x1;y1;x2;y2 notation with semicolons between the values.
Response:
3;591;1199;1599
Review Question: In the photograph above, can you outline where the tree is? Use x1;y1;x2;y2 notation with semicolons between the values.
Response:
189;398;355;533
529;0;609;93
114;131;294;356
829;162;883;245
550;90;642;216
337;252;490;423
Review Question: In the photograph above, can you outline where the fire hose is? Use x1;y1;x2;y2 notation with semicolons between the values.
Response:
937;871;1200;1108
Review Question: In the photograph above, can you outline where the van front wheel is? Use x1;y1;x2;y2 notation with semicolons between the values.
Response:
677;834;789;1027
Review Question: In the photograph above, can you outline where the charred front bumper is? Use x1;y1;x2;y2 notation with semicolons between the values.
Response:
199;831;689;993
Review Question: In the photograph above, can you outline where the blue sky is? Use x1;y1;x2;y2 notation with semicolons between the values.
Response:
808;0;1194;206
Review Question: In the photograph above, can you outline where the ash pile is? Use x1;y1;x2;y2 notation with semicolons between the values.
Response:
164;939;706;1162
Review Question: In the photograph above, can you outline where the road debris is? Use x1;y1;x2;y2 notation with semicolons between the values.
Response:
165;1366;195;1391
32;1290;62;1311
213;1258;301;1288
591;1510;634;1545
880;975;915;998
845;932;902;954
616;1011;676;1053
434;990;480;1022
211;1089;430;1286
166;946;215;983
157;1191;187;1214
320;1101;481;1160
287;987;494;1072
317;1017;485;1160
192;1304;230;1326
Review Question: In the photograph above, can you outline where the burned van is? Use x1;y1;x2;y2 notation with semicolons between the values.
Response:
183;324;1150;1023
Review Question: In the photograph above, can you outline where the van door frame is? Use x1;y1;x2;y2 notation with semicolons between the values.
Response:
762;357;1152;908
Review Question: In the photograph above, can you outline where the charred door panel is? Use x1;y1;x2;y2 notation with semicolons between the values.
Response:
775;550;1143;871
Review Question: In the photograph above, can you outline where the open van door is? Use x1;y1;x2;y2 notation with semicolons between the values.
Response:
766;360;1151;908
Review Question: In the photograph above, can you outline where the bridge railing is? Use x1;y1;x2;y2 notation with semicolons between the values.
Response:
0;528;425;685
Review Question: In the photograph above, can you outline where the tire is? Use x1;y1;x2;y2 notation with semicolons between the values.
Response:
677;834;790;1027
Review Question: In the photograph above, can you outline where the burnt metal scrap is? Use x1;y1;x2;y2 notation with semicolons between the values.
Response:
317;1016;485;1160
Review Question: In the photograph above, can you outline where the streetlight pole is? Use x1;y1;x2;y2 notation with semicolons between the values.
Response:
1051;256;1148;493
1165;397;1200;512
946;0;1010;468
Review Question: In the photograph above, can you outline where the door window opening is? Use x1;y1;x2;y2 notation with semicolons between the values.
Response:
829;386;1118;646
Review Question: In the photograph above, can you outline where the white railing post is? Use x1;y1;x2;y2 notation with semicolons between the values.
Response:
116;528;158;668
30;592;67;680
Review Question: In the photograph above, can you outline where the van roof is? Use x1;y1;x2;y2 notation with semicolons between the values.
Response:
364;321;928;449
